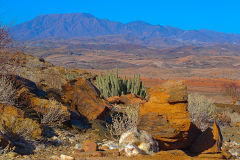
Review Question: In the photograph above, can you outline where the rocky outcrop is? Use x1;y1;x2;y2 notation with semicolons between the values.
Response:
11;52;95;91
190;122;222;153
119;130;159;155
107;94;146;106
153;150;225;160
0;132;11;149
62;78;111;121
137;80;191;150
12;75;71;123
0;104;42;140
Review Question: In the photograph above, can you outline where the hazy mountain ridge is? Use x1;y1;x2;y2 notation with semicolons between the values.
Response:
11;13;240;48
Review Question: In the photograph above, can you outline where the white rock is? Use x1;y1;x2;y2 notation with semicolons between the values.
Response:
124;144;144;157
105;141;119;150
74;144;82;149
60;154;74;160
119;129;159;154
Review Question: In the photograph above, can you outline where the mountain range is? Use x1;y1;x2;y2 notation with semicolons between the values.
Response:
11;13;240;48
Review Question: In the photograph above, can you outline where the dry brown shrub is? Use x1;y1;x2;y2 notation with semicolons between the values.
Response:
188;93;217;130
0;76;16;105
222;82;240;104
215;112;232;124
106;104;139;141
0;24;12;50
0;24;21;75
220;111;240;123
40;98;68;127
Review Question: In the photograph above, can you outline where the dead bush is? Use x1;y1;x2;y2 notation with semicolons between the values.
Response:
40;98;68;127
222;82;240;104
0;24;12;50
0;24;21;75
0;76;16;105
106;104;139;141
188;93;216;131
221;111;240;123
215;112;232;125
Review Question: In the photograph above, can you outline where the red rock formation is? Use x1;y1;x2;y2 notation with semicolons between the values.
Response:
190;122;222;154
107;94;146;106
0;104;42;139
62;78;111;121
82;140;98;152
138;80;191;150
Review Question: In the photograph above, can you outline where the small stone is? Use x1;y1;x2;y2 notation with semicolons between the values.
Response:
82;140;98;152
50;155;60;160
60;154;74;160
91;151;103;157
6;152;18;158
221;148;232;159
73;148;84;154
74;144;82;149
113;151;121;157
124;144;144;157
100;145;109;151
104;141;119;150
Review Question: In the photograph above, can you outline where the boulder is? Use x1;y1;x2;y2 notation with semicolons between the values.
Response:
0;103;42;140
0;132;11;149
190;122;222;153
82;140;98;152
107;94;146;106
153;150;224;160
60;154;75;160
119;129;159;155
124;144;144;157
137;80;191;150
62;78;111;121
29;97;70;124
11;52;95;91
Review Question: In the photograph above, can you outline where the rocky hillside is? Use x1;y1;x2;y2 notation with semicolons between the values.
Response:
11;13;240;47
0;52;240;159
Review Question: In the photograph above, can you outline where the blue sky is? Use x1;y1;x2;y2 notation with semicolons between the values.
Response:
0;0;239;33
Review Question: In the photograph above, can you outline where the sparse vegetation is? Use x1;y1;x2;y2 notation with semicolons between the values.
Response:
0;116;39;143
0;24;15;75
96;70;147;98
222;82;240;104
0;76;16;105
40;98;68;127
66;72;81;80
220;111;240;123
106;104;139;141
0;24;12;50
188;93;217;130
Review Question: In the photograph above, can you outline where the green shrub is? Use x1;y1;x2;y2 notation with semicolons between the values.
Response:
66;72;79;80
96;70;146;98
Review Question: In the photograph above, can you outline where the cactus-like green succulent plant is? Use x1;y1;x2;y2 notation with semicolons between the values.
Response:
96;69;147;98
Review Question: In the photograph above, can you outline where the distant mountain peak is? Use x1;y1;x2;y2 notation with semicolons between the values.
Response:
11;13;240;46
